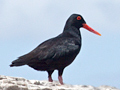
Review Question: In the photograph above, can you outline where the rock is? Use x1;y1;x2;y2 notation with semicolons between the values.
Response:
98;85;119;90
0;75;119;90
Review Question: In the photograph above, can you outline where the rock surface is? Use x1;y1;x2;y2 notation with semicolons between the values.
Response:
0;75;119;90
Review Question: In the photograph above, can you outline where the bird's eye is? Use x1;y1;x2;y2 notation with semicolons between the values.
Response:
77;16;81;20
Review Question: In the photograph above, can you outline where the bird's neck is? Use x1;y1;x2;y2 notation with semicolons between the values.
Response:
63;26;81;40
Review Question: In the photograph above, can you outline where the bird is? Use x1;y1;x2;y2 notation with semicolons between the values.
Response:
10;14;101;84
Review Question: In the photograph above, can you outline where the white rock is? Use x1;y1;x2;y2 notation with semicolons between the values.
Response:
0;75;119;90
98;85;119;90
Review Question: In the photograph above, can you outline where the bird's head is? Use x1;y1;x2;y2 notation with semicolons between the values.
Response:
65;14;101;36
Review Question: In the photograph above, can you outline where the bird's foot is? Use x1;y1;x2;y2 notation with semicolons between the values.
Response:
58;76;64;85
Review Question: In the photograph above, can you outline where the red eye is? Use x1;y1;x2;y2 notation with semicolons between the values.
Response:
77;16;81;20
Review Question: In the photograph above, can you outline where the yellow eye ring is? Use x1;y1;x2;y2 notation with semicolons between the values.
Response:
77;16;81;20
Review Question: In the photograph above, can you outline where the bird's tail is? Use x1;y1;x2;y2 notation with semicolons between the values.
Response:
10;58;27;67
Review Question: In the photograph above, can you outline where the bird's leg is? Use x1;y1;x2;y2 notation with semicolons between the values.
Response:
58;69;64;85
58;76;63;84
47;70;54;82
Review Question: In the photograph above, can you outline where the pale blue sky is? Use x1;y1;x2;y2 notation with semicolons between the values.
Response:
0;0;120;88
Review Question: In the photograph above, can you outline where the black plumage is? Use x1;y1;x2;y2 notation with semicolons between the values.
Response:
10;14;101;84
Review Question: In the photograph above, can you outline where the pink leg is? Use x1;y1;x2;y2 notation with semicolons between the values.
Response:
47;70;54;82
58;76;64;84
48;76;53;82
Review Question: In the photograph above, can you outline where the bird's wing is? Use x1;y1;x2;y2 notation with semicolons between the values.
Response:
35;37;80;63
18;36;80;64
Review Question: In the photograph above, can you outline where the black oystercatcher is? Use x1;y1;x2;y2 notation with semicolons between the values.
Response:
10;14;101;84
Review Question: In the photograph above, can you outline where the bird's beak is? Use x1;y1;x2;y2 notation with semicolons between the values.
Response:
82;23;101;36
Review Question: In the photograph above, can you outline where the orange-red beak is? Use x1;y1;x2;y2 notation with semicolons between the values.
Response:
82;23;101;36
